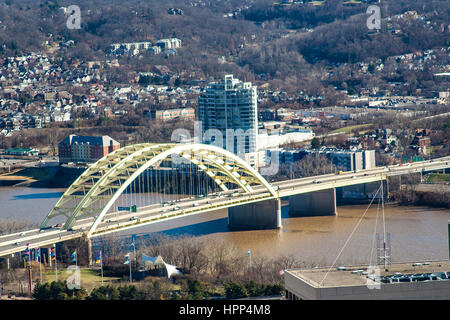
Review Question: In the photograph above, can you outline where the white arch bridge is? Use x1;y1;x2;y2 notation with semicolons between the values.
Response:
0;142;449;259
41;143;278;238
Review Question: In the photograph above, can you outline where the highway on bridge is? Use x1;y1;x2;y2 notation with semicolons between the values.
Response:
0;156;449;258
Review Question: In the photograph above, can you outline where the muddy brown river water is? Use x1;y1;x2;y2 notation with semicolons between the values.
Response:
1;187;449;266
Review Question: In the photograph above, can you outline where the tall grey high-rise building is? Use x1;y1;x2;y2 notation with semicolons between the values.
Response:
198;75;258;163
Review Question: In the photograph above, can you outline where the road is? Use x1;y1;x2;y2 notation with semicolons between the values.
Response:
0;156;449;257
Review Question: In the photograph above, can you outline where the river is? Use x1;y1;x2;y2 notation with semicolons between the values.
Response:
1;186;449;266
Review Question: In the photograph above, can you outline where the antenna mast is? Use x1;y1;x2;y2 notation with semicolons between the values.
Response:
377;180;391;271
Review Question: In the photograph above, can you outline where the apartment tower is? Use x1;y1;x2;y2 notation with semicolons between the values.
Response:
198;74;258;165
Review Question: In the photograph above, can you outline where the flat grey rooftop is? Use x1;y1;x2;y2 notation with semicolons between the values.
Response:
287;260;450;288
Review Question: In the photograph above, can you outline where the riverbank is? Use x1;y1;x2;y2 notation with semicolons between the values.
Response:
394;184;450;209
0;166;84;188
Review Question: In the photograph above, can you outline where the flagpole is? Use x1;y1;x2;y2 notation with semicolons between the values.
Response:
54;244;58;282
100;250;104;286
28;246;31;269
38;248;42;282
26;244;32;297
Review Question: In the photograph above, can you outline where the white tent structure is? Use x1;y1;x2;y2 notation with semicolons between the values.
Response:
140;253;182;278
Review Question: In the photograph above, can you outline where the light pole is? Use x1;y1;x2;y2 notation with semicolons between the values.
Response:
53;244;58;282
129;254;132;283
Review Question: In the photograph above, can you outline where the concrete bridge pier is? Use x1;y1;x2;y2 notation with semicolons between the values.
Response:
35;246;52;267
337;181;387;204
228;198;282;230
83;233;93;266
289;188;337;217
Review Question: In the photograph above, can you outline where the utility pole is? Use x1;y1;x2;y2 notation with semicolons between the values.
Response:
448;221;450;260
27;245;33;297
380;180;390;272
27;266;32;297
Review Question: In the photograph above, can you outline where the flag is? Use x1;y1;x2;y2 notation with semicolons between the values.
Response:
71;250;77;262
124;254;130;265
51;247;56;261
95;251;102;264
24;243;30;255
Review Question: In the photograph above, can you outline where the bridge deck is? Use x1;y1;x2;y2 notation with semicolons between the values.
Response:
0;156;449;257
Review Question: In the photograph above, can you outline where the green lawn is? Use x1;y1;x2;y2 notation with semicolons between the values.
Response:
42;267;121;292
426;173;450;183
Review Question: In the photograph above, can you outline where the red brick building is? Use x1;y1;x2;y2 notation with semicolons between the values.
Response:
58;135;120;164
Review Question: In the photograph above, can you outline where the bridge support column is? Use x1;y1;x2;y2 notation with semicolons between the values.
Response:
289;188;337;217
83;234;93;266
228;198;281;230
337;181;385;204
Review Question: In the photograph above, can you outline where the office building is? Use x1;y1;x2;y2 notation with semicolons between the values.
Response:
265;148;376;172
308;148;376;172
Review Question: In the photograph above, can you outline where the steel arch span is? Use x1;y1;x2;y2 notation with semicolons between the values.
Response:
40;143;277;237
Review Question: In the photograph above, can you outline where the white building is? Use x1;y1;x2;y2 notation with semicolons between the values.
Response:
257;129;315;150
198;75;258;165
51;111;71;122
156;38;181;50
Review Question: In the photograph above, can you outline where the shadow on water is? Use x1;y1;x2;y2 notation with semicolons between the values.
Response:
93;218;230;250
12;192;64;200
117;206;293;244
158;217;229;237
281;205;293;219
